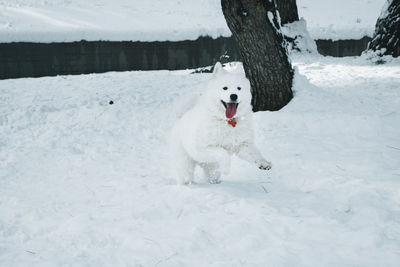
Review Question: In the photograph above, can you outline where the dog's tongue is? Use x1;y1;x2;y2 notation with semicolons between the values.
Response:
225;103;237;119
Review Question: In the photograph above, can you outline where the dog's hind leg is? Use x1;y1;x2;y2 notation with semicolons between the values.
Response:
202;163;221;184
174;152;196;185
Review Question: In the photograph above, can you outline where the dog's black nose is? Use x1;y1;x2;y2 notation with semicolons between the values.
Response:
230;94;238;101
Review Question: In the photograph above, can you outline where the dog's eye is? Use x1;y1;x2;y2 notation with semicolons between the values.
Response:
237;87;241;90
223;86;228;90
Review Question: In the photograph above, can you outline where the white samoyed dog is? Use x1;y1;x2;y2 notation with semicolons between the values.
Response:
170;62;271;184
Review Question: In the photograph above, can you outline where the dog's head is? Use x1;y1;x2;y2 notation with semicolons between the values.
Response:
203;62;252;119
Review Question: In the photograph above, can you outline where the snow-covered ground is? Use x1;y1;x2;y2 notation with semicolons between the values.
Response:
0;0;386;42
1;54;399;266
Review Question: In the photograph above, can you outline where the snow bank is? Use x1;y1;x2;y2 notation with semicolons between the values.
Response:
1;55;399;266
281;18;318;54
0;0;386;42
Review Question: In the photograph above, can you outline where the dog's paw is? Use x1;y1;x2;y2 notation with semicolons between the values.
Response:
258;161;272;170
208;177;221;184
206;170;221;184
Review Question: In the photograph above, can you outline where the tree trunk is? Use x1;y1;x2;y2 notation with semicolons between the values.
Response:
368;0;400;57
276;0;299;25
221;0;294;111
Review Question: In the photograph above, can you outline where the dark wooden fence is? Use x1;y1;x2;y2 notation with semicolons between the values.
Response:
0;36;370;79
316;36;371;57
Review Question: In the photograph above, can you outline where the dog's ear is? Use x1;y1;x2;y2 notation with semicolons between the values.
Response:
213;62;223;75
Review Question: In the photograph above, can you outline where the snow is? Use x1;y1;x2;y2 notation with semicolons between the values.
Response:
1;54;400;266
281;18;318;53
0;0;387;42
0;0;230;43
378;0;393;20
298;0;386;40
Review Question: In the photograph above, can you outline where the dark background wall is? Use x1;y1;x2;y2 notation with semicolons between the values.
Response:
0;36;370;79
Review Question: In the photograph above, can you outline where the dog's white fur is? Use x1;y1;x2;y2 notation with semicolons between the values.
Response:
171;62;271;184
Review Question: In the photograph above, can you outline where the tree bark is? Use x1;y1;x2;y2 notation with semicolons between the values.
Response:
221;0;294;111
276;0;299;25
368;0;400;57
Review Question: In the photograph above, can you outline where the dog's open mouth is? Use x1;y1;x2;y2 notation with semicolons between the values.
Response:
221;100;239;119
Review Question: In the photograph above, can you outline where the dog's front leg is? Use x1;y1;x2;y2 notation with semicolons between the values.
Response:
237;143;272;170
200;147;231;175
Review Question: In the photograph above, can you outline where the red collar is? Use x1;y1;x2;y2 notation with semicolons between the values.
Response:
227;118;237;127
